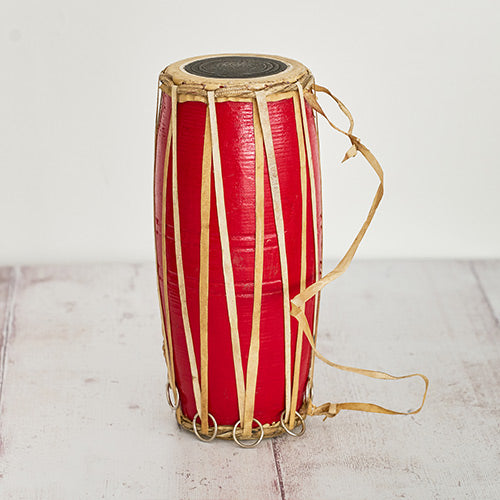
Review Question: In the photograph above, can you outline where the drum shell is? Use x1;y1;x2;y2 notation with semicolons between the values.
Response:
154;91;322;426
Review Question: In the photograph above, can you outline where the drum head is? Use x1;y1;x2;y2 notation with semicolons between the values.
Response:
184;56;288;79
162;53;311;95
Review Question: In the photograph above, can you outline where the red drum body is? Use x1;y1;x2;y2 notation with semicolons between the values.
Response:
154;54;322;442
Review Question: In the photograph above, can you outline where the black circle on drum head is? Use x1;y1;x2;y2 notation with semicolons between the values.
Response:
184;56;288;79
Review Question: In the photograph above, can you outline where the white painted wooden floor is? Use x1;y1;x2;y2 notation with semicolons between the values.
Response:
0;261;499;499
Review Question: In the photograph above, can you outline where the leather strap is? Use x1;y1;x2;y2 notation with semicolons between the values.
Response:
291;84;429;419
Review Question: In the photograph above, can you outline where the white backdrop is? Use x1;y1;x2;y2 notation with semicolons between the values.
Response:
1;0;499;265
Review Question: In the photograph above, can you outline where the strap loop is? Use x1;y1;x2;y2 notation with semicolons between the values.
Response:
294;84;428;419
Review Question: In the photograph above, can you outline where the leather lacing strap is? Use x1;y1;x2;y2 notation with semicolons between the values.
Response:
241;103;265;438
198;110;212;434
293;84;429;419
255;91;294;423
154;77;178;408
207;91;247;427
287;92;310;429
171;85;204;418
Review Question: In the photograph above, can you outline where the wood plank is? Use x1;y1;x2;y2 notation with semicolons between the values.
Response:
472;260;500;324
274;260;500;499
0;264;280;499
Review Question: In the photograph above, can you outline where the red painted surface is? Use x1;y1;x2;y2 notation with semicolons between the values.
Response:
154;93;322;426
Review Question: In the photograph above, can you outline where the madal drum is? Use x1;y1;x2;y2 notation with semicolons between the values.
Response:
153;54;428;448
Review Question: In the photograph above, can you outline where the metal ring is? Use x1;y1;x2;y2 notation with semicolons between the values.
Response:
192;412;218;442
166;382;179;409
280;410;306;437
305;383;314;402
232;418;264;448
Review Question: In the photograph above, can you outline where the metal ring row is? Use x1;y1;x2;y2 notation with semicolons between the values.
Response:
192;411;305;448
167;384;306;447
191;413;264;447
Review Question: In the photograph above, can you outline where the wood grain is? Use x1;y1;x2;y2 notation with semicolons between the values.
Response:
0;261;499;499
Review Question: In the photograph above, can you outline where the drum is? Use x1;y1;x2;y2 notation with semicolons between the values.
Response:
153;54;428;447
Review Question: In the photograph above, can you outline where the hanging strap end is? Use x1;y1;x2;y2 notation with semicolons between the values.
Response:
342;143;358;163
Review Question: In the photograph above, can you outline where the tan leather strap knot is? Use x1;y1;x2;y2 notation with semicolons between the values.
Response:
308;402;339;420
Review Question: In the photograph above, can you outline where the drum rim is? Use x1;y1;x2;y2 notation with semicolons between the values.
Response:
160;53;311;94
